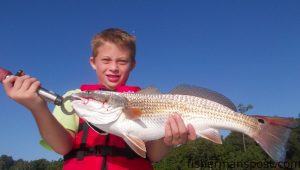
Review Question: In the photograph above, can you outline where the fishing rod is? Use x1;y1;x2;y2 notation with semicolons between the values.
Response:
0;67;63;106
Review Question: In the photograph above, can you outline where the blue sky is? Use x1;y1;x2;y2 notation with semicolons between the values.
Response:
0;0;299;161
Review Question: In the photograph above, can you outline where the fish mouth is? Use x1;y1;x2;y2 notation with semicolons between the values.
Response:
71;93;110;107
71;94;86;101
70;94;92;105
71;94;82;100
70;91;126;110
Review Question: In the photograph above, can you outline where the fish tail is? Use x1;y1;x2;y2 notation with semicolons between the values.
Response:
251;115;298;162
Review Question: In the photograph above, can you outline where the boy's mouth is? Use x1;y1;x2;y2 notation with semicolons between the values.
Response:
107;74;120;83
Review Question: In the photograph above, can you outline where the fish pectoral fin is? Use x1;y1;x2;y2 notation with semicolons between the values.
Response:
123;108;143;120
197;128;223;144
123;134;146;158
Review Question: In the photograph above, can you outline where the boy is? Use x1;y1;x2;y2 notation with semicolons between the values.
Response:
3;28;196;170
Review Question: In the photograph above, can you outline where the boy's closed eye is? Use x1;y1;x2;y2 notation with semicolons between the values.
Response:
118;59;129;65
101;58;111;64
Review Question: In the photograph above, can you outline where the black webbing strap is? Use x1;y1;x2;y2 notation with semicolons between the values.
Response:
76;122;89;160
63;144;141;161
101;135;110;170
78;122;107;134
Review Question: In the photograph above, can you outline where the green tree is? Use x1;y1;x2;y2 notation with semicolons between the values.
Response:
153;141;196;170
237;104;253;152
46;159;63;170
0;155;14;170
9;159;30;170
286;118;300;161
30;159;50;170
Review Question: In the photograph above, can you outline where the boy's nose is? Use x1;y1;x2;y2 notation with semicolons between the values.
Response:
109;62;119;71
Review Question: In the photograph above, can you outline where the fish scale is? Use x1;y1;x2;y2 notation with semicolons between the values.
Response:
121;92;259;134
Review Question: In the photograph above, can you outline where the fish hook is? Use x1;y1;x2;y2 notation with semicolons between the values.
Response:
60;95;77;115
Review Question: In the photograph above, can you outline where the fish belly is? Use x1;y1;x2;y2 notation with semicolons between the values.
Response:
119;117;165;141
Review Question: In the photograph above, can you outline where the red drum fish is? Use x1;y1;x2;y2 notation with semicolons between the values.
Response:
70;85;297;162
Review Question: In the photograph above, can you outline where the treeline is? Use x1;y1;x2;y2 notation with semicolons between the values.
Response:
153;118;300;170
0;156;63;170
1;118;299;170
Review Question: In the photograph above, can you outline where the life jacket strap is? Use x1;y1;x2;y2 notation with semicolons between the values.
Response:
76;122;89;160
101;133;110;170
63;144;141;161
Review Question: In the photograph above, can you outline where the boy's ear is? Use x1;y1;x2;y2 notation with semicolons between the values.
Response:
90;56;96;70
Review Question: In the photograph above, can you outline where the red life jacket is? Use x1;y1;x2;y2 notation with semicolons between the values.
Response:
63;84;153;170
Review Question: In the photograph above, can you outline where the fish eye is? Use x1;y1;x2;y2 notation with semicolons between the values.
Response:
258;119;265;124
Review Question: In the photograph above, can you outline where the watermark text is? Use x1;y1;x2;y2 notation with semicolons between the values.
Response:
188;158;300;169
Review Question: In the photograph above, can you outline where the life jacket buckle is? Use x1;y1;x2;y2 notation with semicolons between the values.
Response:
100;146;112;156
76;150;85;160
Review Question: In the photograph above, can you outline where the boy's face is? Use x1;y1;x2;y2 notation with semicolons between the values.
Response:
90;42;135;90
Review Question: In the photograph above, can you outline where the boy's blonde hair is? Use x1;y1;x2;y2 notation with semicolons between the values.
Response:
91;28;136;62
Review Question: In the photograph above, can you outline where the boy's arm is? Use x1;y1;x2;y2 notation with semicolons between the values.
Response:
146;113;196;162
31;105;75;155
2;75;75;155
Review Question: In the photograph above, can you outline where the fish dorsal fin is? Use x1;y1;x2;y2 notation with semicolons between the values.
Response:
170;84;237;111
123;133;146;158
137;87;161;94
197;128;223;144
123;107;143;120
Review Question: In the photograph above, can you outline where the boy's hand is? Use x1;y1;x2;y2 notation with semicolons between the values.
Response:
164;113;197;146
2;75;47;111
